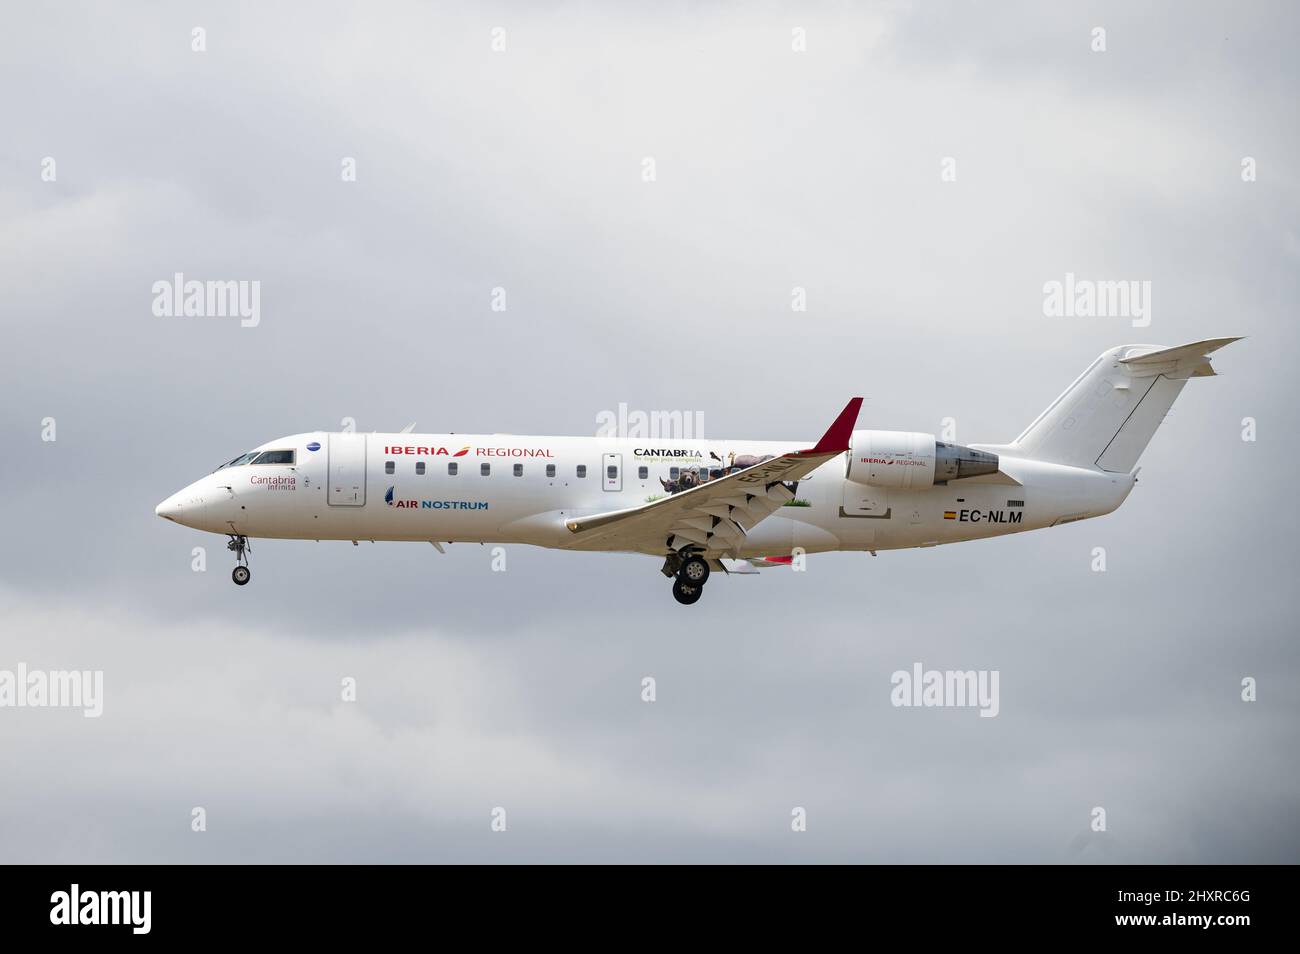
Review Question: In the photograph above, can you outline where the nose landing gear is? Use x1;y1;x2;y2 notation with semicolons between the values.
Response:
227;534;252;586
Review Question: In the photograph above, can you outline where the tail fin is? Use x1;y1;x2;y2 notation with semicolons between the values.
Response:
1003;337;1241;472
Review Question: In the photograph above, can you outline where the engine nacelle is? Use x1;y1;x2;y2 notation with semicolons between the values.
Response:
845;430;999;489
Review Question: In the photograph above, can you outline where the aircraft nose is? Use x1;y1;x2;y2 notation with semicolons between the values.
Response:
155;489;206;526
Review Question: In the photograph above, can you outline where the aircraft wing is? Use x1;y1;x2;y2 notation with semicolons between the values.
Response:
563;398;863;557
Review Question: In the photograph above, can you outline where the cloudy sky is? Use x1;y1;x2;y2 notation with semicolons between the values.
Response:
1;0;1297;862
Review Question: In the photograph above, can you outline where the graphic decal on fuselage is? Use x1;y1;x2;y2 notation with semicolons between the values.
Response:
654;450;807;505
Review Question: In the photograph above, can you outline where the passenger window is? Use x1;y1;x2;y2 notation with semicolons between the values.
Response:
513;464;523;477
670;467;679;479
416;462;426;475
607;465;618;479
252;449;295;465
385;461;395;475
576;465;587;478
638;466;648;480
481;463;491;476
448;462;458;476
546;464;556;478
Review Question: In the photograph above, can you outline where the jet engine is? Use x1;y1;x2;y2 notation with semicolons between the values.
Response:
844;430;999;489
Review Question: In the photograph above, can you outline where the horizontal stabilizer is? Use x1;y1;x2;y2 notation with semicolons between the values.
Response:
1119;337;1242;378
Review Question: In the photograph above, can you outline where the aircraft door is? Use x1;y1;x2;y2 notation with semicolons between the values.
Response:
603;453;622;492
841;482;890;519
328;433;367;506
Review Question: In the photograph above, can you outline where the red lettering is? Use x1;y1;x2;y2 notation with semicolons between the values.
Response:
471;446;553;457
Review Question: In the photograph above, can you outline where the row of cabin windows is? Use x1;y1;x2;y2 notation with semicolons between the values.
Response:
388;460;568;477
383;461;658;480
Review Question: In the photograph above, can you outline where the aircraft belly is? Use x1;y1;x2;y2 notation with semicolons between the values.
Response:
739;516;794;557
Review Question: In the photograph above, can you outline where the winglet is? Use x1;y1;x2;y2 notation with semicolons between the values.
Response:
803;397;863;454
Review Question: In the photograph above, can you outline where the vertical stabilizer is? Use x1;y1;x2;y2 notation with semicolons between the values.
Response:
1005;338;1240;473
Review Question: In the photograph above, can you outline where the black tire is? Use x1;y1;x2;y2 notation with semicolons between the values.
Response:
232;566;251;586
678;556;710;586
672;578;703;605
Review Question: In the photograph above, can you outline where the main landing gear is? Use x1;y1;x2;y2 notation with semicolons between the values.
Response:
672;578;703;605
227;534;251;586
669;554;710;605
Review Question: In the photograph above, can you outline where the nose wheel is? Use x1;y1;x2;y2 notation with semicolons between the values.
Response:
227;534;251;586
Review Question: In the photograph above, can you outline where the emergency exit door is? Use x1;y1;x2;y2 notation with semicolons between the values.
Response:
603;453;622;491
328;433;367;506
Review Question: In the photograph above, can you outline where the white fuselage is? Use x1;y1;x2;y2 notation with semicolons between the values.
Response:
156;431;1136;558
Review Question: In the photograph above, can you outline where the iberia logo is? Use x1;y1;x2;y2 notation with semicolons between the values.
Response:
383;444;554;458
385;485;396;507
383;445;472;456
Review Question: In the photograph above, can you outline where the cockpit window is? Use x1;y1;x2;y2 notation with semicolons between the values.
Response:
251;449;296;465
216;452;260;470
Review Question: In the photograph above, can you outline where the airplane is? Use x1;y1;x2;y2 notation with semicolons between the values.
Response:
156;337;1239;604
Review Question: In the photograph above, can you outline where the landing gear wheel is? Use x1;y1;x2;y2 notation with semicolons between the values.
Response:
672;577;703;605
678;556;710;586
227;534;252;585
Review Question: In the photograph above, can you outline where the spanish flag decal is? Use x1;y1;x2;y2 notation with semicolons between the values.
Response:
943;511;957;520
